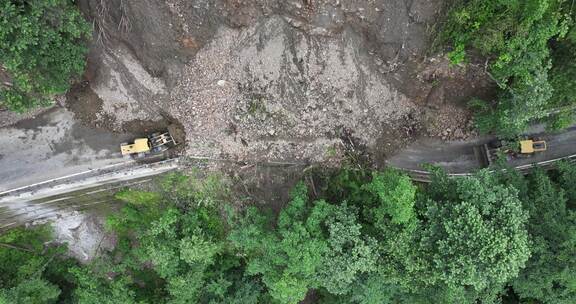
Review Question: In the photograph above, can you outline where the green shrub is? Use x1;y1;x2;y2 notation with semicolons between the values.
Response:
545;111;575;130
0;0;91;112
447;44;466;65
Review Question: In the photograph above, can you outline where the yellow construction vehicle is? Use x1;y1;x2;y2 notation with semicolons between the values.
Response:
519;139;547;154
121;129;177;159
477;137;547;167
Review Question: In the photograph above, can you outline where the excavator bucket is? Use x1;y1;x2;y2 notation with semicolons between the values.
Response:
121;126;180;157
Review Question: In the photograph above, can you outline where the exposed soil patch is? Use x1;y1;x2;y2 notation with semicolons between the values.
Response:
121;119;171;136
168;16;419;164
66;82;115;130
416;55;496;140
424;104;476;140
372;116;423;167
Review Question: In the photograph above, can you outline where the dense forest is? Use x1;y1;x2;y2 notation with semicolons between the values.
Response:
0;0;90;112
1;1;575;303
1;163;575;304
441;0;576;134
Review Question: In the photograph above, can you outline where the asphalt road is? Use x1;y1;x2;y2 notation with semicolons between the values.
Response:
387;137;487;173
0;108;134;192
0;107;575;230
0;177;153;231
387;126;576;173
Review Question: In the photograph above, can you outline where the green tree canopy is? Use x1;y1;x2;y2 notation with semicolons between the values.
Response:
440;0;575;134
230;183;329;304
0;225;72;304
0;0;91;112
421;171;531;293
511;169;576;304
2;165;576;303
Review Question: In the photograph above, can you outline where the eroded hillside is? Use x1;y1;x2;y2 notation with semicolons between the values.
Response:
69;0;494;164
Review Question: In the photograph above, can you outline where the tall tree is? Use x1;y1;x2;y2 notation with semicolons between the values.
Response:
230;183;329;304
420;171;530;297
76;173;265;304
440;0;573;134
511;169;576;304
557;161;576;207
0;225;71;304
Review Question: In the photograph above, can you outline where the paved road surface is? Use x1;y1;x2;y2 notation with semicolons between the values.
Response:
0;158;179;229
387;127;576;173
0;108;134;192
0;176;158;231
387;138;486;173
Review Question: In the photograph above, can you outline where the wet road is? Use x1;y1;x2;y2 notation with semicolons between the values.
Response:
387;127;576;173
0;108;134;192
0;177;152;231
0;159;179;230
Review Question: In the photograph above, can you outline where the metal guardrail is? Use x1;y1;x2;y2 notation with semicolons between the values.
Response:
0;158;179;199
396;153;576;183
0;158;181;231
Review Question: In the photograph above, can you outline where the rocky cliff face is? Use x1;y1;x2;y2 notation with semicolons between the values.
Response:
69;0;492;164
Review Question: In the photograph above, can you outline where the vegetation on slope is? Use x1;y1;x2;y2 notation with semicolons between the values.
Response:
0;164;575;304
440;0;576;134
0;0;91;112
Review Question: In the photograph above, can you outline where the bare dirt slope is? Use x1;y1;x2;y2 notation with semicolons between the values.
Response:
70;0;495;165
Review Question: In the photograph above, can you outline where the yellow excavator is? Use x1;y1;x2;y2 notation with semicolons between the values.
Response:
519;139;547;154
478;138;547;167
121;128;177;159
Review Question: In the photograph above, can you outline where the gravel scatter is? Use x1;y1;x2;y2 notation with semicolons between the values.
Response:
168;16;418;163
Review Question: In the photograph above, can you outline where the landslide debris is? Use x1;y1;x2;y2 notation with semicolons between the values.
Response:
67;0;494;164
169;16;417;162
